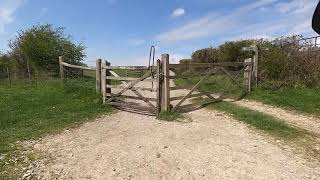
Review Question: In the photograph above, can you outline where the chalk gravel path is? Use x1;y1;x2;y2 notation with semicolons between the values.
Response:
29;80;320;179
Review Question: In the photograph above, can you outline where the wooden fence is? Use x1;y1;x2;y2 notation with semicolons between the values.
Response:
59;54;254;115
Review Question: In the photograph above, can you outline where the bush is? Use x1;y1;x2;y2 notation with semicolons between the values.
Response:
188;36;320;88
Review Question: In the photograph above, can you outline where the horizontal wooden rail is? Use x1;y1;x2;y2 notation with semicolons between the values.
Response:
60;62;96;70
116;94;157;102
170;92;206;101
106;76;139;81
106;76;156;82
106;85;155;92
169;62;253;69
102;65;154;70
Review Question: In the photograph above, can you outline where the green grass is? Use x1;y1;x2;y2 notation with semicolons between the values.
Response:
206;101;320;162
0;79;112;178
175;73;319;117
207;101;304;139
248;87;320;116
158;111;184;122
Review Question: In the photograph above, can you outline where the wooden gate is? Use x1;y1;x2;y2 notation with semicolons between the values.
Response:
162;58;254;112
96;54;254;115
98;59;162;116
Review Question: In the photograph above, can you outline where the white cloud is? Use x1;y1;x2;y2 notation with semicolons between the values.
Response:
172;8;185;18
0;0;23;33
156;0;318;43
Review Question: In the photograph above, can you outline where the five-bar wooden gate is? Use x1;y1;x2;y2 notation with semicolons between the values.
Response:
96;54;254;116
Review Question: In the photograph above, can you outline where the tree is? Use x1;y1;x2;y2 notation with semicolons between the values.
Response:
9;24;86;73
191;47;219;63
218;40;253;62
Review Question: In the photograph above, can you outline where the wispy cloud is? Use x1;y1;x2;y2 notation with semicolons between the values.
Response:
156;0;317;43
0;0;24;33
171;8;185;18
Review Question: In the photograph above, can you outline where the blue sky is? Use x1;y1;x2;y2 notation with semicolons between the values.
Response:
0;0;318;65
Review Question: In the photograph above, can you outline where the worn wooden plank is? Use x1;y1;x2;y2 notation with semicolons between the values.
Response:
59;56;64;80
106;76;139;81
108;70;156;108
106;61;111;96
106;76;155;82
96;59;102;94
106;85;155;92
172;69;215;112
103;65;150;70
169;62;252;69
6;67;11;84
101;61;107;104
161;54;170;111
118;95;157;102
106;70;154;103
170;92;206;101
156;59;161;115
61;62;96;70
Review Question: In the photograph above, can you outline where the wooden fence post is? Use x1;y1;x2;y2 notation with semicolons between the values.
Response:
161;54;170;112
156;59;162;115
59;56;64;80
101;60;107;104
6;67;11;84
106;61;111;98
253;45;259;87
96;59;102;94
244;58;253;92
26;58;31;79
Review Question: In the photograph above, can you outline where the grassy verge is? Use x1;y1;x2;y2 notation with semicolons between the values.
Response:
207;101;304;139
206;101;320;162
0;79;112;178
248;87;320;116
158;111;184;122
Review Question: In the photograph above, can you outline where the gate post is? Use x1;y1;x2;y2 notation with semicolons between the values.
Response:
59;56;64;80
253;45;259;87
244;58;253;92
161;54;170;112
106;60;111;98
96;59;102;94
156;59;162;115
101;60;111;104
101;60;107;104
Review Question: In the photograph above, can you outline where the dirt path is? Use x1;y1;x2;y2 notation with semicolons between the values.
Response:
27;79;320;179
234;100;320;135
31;109;320;180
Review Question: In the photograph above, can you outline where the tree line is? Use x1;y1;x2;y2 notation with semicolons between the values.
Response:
181;36;320;88
0;24;86;78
